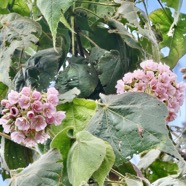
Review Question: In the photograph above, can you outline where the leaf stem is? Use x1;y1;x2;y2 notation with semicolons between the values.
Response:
0;132;11;140
71;4;76;55
47;128;55;139
76;1;119;7
111;168;125;179
79;31;99;47
74;7;101;19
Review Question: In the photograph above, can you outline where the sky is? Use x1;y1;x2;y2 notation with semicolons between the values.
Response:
0;1;186;185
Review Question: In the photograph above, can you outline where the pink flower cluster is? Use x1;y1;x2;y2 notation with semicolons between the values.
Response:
0;87;66;147
116;60;186;122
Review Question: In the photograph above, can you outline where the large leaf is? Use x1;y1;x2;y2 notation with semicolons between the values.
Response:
14;48;63;92
67;131;113;186
56;56;98;97
0;82;8;102
52;98;96;134
89;47;127;94
1;138;33;171
150;8;186;68
0;13;42;86
9;149;62;186
87;93;181;165
37;0;76;49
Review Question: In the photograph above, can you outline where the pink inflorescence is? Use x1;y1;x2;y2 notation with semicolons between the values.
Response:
115;60;186;122
0;87;66;147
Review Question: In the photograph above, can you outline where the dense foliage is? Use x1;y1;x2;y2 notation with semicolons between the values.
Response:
0;0;186;185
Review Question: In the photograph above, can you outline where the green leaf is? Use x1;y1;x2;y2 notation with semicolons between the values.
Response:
93;142;115;186
58;87;81;104
145;159;178;182
67;131;107;186
52;98;96;134
51;126;74;162
92;48;125;94
10;0;30;16
161;0;182;9
150;8;186;68
0;82;8;101
87;93;180;165
60;13;74;33
152;176;186;186
51;127;74;185
14;48;63;92
37;0;76;49
9;149;63;186
108;18;142;50
56;56;98;97
114;1;160;61
1;138;33;170
0;13;41;86
0;0;9;9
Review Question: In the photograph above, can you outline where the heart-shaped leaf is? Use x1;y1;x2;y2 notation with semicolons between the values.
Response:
9;149;62;186
87;93;180;165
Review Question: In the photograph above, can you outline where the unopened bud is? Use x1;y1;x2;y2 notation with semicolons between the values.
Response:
180;67;186;73
124;85;131;91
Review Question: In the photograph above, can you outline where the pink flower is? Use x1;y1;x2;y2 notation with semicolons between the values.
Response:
158;72;170;86
158;62;170;73
21;87;31;97
47;87;59;96
0;118;8;125
53;111;66;126
31;115;47;131
15;117;30;130
133;69;145;80
3;123;11;133
146;71;154;81
115;80;124;94
176;82;186;92
8;90;20;105
43;103;56;118
10;107;19;117
19;95;30;109
24;138;37;147
27;111;35;119
133;81;146;92
140;60;158;71
47;94;59;106
46;116;55;124
31;100;43;113
123;72;134;84
32;90;42;100
0;118;11;133
11;131;25;144
1;99;8;107
116;59;186;122
35;131;50;144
